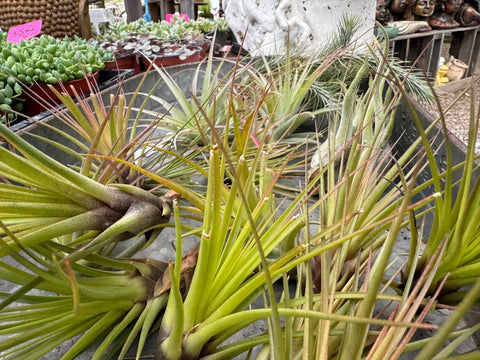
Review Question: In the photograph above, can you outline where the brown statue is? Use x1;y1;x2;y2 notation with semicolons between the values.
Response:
404;0;436;20
386;0;432;33
376;0;391;24
429;0;463;28
390;0;409;20
456;2;480;25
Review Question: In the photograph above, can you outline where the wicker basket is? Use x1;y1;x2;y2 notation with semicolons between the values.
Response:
0;0;91;39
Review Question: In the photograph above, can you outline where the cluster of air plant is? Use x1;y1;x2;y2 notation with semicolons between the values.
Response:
0;16;479;360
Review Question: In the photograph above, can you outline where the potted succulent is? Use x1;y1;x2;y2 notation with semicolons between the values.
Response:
137;36;205;69
95;16;229;72
0;32;23;122
0;33;114;119
97;34;205;73
96;35;142;74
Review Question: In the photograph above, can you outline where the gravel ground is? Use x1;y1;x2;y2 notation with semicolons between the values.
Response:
420;40;480;153
423;74;480;153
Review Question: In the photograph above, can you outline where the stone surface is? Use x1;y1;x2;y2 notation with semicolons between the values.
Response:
223;0;376;56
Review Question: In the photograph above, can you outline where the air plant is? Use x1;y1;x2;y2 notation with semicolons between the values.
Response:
20;68;203;188
237;52;336;143
232;63;480;360
142;50;238;148
0;58;219;357
0;118;180;258
131;41;441;359
0;117;188;359
149;91;428;360
401;78;480;305
0;233;176;360
261;51;442;360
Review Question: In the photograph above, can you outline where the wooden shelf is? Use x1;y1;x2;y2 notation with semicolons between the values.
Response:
390;25;480;81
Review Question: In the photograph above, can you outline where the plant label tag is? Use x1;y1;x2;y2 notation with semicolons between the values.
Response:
166;14;189;23
7;20;42;43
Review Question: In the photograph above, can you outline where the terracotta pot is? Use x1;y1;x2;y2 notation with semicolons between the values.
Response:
140;46;205;70
104;54;141;74
21;71;100;117
446;58;468;81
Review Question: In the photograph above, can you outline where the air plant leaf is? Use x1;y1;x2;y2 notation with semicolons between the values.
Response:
0;120;179;257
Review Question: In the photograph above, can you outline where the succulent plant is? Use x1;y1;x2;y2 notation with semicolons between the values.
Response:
95;17;223;61
193;16;229;33
0;34;114;122
96;16;228;45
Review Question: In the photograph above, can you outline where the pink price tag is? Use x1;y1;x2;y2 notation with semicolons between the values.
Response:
7;20;42;43
166;14;189;23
